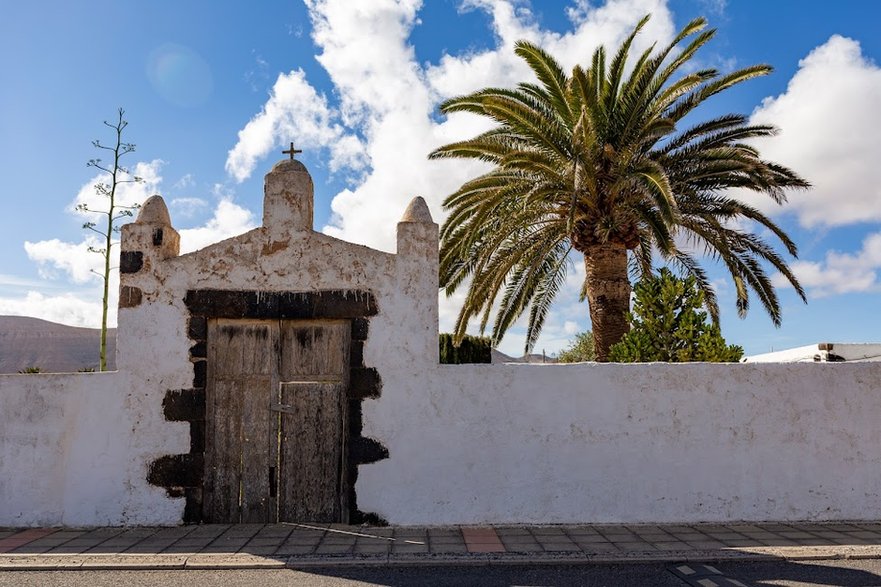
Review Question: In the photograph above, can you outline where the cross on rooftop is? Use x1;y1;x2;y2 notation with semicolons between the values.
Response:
282;142;302;160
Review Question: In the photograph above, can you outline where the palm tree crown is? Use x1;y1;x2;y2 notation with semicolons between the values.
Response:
430;15;809;361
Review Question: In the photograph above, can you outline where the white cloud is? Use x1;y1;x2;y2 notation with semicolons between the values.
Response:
24;237;103;284
169;197;209;218
224;0;675;352
0;292;105;329
304;0;674;254
16;160;259;330
225;69;366;182
74;159;164;220
742;35;881;227
179;198;258;254
774;231;881;297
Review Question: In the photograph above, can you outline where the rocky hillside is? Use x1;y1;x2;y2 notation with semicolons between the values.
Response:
0;316;116;373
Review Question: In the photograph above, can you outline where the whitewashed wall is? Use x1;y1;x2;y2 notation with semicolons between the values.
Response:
3;156;879;528
360;361;881;524
0;372;186;527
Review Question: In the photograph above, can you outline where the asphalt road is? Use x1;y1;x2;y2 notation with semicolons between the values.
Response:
1;560;881;586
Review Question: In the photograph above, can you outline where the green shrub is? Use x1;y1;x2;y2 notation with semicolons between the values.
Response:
609;268;743;363
557;331;596;362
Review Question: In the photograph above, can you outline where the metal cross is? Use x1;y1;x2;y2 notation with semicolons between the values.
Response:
282;142;302;160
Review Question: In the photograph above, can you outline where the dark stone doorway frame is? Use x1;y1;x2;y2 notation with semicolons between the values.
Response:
147;289;389;524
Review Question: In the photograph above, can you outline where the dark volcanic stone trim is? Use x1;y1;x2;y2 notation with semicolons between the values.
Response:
350;437;389;465
188;316;207;340
349;341;364;368
147;453;203;488
350;367;382;399
163;388;205;422
166;287;388;524
192;360;207;388
119;251;143;274
351;318;369;341
183;289;378;320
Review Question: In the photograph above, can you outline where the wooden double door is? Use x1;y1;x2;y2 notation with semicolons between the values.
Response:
203;318;350;523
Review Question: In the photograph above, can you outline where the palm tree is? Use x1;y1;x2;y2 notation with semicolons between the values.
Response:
430;15;808;361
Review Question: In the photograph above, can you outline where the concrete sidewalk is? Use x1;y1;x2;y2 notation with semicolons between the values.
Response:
2;522;881;570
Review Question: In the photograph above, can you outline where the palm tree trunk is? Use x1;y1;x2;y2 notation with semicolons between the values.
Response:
583;243;631;361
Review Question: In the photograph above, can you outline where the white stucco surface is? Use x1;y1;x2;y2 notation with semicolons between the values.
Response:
359;361;881;524
0;372;186;527
3;158;879;528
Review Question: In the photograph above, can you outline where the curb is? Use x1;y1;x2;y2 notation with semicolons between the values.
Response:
2;546;881;571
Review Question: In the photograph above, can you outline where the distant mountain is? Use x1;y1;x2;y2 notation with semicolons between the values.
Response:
0;316;116;373
491;349;558;364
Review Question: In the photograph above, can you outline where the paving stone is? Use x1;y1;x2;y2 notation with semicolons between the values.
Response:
854;523;881;531
8;545;53;554
315;543;354;555
598;532;642;542
669;533;710;542
635;532;675;543
170;538;216;547
117;528;163;538
721;539;765;547
392;542;429;554
255;528;294;539
122;544;174;554
186;526;230;538
283;536;325;546
815;524;863;532
45;546;90;554
530;527;567;536
578;542;621;552
275;544;316;555
844;531;881;539
320;537;358;546
21;538;73;547
161;546;206;554
809;531;850;540
428;542;468;554
59;540;106;547
777;531;818;539
726;524;765;532
685;541;726;549
245;538;287;547
357;528;393;537
500;541;543;553
81;529;125;539
44;532;85;539
570;534;612;543
614;542;656;552
239;546;280;555
354;542;391;554
832;537;875;545
758;538;799;546
704;532;747;540
652;541;692;551
540;542;580;552
499;534;542;544
199;545;244;554
219;526;264;538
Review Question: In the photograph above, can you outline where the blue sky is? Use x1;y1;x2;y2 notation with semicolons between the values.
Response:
1;0;879;357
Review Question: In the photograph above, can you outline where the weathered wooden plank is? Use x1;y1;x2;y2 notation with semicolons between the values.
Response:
278;381;347;522
205;319;275;523
277;320;350;523
279;320;349;380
